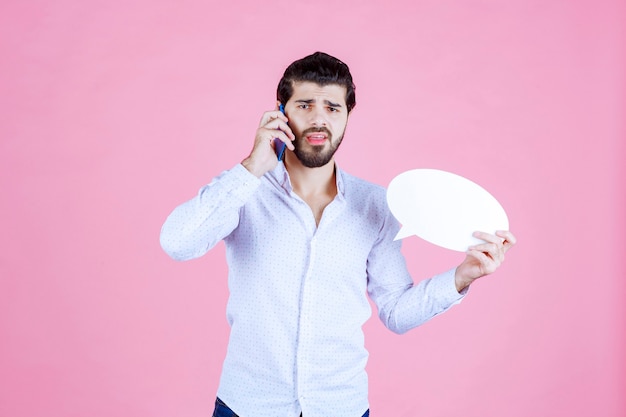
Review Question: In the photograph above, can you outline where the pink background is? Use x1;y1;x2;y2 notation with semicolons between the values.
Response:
1;1;624;416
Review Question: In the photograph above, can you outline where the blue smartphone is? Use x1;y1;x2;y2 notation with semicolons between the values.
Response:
274;104;287;161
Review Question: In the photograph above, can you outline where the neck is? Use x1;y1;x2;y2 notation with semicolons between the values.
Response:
284;152;337;198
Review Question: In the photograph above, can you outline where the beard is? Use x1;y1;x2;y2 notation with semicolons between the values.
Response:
293;126;344;168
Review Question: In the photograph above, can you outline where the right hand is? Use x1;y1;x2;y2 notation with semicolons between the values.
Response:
241;109;295;177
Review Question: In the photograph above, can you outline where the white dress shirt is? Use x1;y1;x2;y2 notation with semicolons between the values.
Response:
160;162;466;417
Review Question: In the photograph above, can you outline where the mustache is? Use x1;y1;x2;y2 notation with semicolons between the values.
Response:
301;127;332;137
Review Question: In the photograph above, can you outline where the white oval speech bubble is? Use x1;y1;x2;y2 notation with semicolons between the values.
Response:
386;169;509;252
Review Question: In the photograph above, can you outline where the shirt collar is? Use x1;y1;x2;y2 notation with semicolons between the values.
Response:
268;161;346;198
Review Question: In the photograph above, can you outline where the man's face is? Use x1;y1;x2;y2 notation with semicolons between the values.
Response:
283;81;349;168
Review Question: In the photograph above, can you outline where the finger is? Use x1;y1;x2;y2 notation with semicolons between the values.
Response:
466;249;498;274
469;242;503;264
259;110;288;127
260;129;294;151
472;231;507;257
263;110;288;123
496;230;517;252
472;231;502;244
275;132;295;150
263;119;295;140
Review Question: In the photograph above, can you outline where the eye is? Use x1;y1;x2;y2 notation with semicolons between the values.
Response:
328;107;339;112
297;104;310;109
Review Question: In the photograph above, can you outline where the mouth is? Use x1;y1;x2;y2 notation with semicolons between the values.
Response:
305;132;328;145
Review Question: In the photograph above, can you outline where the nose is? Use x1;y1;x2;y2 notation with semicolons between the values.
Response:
309;108;327;127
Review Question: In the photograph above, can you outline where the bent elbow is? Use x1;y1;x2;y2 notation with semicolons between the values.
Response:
379;308;429;335
379;311;411;335
160;233;184;261
388;324;408;335
159;225;198;261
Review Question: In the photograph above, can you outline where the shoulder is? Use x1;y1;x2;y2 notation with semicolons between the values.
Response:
338;168;401;241
338;169;393;225
339;169;387;202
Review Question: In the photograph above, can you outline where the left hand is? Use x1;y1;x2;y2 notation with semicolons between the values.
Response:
454;230;517;292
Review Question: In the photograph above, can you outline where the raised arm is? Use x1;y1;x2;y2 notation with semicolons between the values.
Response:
159;164;260;261
160;106;295;261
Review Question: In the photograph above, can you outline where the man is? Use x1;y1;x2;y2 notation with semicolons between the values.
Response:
160;52;516;417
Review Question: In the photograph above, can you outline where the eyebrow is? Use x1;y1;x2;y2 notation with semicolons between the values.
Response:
295;99;343;108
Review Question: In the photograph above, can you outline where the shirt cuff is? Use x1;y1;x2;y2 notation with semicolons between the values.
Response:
431;267;468;306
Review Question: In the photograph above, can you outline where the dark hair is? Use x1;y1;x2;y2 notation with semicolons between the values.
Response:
277;52;356;113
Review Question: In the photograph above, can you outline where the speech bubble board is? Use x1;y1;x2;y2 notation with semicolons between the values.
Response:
386;169;509;252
